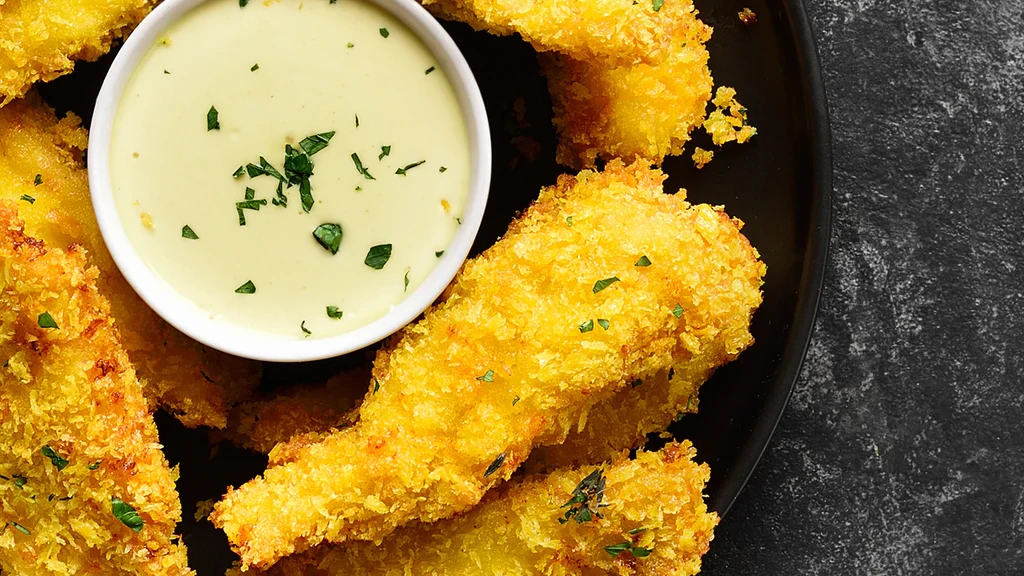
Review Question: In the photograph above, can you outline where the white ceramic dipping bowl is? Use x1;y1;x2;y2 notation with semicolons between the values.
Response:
88;0;490;362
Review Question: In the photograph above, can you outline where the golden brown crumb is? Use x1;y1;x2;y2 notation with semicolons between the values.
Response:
211;159;765;570
738;7;758;24
692;146;715;169
703;86;758;146
140;212;155;230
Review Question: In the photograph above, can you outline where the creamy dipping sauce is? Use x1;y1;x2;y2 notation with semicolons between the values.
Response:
110;0;470;339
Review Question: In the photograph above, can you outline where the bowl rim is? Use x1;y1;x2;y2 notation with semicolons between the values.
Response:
87;0;491;362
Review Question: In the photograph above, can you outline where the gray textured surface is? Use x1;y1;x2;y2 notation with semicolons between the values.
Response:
703;0;1024;573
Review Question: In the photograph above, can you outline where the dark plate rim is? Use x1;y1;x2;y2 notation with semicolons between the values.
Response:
713;0;833;516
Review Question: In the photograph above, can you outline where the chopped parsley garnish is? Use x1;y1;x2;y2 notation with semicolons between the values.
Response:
354;114;360;128
301;321;311;337
245;187;255;200
395;160;426;175
207;106;220;131
559;468;606;524
283;144;316;212
579;319;594;333
299;131;336;156
235;280;256;294
41;446;68;471
239;0;248;6
605;541;653;558
355;186;362;191
435;250;444;258
512;396;520;406
483;452;506;478
347;42;354;48
250;63;259;71
364;244;392;269
11;522;30;535
312;223;343;254
597;319;610;330
246;157;285;181
181;225;199;240
19;194;35;204
631;378;643;388
425;66;435;74
235;199;267;225
232;165;245;178
672;303;684;318
13;475;27;489
164;69;171;74
629;527;648;535
635;255;652;267
111;497;144;532
326;306;343;319
592;277;620;293
438;166;447;173
378;145;391;160
476;370;494;382
372;379;380;394
404;269;411;292
566;216;573;227
88;461;101;470
652;0;664;11
379;27;390;38
33;174;42;186
351;153;375;180
37;312;58;329
685;394;695;411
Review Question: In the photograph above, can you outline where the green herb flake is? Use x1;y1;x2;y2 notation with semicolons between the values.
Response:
597;319;610;330
41;446;68;471
435;250;444;258
11;522;30;535
250;63;259;71
312;223;343;255
347;42;354;48
207;106;220;131
635;255;652;267
245;187;255;200
629;526;648;535
439;166;447;173
111;497;144;532
404;269;411;292
605;542;632;556
88;461;101;470
301;321;311;337
483;452;506;478
239;0;248;6
592;277;620;293
631;547;653;558
299;131;336;156
19;194;35;204
33;174;42;186
13;475;27;489
355;186;362;191
395;160;426;175
378;145;391;160
579;319;594;333
326;306;343;319
232;165;245;178
235;198;267;225
246;157;285;181
235;280;256;294
476;370;494;382
372;378;380;394
512;396;520;406
181;225;199;240
164;70;171;74
631;379;643;388
559;468;606;524
364;244;392;269
37;312;58;329
672;303;684;318
425;66;435;74
652;0;664;11
354;114;360;128
351;153;376;180
566;216;573;227
379;27;390;38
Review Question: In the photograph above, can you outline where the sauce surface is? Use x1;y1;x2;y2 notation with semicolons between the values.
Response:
110;0;470;339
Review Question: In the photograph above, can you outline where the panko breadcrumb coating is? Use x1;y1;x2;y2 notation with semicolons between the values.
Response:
0;93;261;428
0;0;156;104
703;86;757;146
0;202;192;576
540;0;713;168
692;146;714;169
211;159;764;569
259;442;717;576
422;0;699;66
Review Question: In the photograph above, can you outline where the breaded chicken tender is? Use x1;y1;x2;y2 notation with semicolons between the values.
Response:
259;442;717;576
422;0;698;67
0;93;261;428
0;202;192;576
0;0;155;104
212;159;763;569
540;0;713;168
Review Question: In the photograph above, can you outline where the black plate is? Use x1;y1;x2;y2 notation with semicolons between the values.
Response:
39;0;830;571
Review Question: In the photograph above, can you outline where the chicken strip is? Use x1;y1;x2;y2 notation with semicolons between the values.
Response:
0;92;261;428
540;0;713;168
259;442;716;576
0;0;155;104
422;0;699;67
212;159;764;569
0;202;192;576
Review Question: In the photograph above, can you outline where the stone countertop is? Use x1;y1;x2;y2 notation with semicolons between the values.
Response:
703;0;1024;573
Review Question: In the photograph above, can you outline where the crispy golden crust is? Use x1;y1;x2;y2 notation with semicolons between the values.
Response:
422;0;701;67
540;0;713;168
211;159;763;570
0;93;261;428
0;0;156;104
0;202;192;576
260;442;717;576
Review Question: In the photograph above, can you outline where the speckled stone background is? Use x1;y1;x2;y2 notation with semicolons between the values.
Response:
702;0;1024;573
